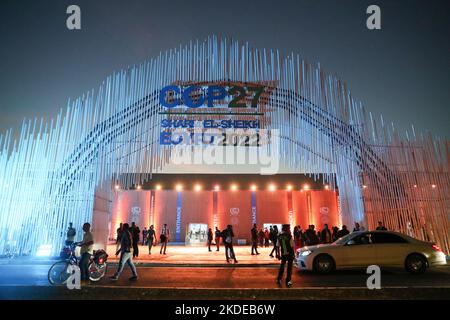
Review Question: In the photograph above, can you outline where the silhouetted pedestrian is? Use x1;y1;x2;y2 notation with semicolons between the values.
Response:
276;224;295;288
269;225;280;258
321;224;332;244
65;222;76;246
147;225;155;254
251;224;260;255
222;225;237;263
207;228;213;252
130;222;140;258
376;221;387;231
214;227;221;251
160;223;170;254
337;225;350;238
110;223;138;281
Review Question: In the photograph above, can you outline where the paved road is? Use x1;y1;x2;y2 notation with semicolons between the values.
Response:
0;262;450;289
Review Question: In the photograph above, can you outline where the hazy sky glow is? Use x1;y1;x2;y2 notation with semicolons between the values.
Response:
0;0;449;137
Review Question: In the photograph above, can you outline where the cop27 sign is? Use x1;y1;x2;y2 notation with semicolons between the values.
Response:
159;85;265;108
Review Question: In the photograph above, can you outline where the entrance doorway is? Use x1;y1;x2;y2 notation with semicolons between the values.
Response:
185;223;208;246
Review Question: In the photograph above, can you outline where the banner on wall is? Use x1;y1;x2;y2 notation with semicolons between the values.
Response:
251;192;257;225
175;191;182;241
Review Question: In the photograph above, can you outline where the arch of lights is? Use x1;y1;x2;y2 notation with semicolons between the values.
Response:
0;36;448;256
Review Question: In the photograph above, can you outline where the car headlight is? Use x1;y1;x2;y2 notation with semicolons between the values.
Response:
300;250;313;257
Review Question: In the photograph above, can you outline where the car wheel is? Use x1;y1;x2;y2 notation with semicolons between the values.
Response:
405;254;427;274
313;254;335;274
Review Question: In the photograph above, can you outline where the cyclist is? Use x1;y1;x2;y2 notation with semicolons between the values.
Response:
79;222;94;282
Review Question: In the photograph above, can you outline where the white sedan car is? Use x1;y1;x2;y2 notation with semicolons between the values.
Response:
296;231;447;274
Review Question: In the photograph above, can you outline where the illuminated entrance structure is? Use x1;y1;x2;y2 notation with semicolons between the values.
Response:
0;36;448;256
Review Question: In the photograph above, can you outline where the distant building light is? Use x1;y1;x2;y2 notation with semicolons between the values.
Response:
136;185;142;190
231;184;238;191
176;184;183;191
214;185;220;192
303;184;309;191
156;184;162;190
432;184;437;189
36;244;52;257
251;185;257;191
115;185;120;190
287;185;293;191
269;184;276;192
324;185;329;190
195;184;202;192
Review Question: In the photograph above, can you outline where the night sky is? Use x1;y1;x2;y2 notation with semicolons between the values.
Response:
0;0;449;137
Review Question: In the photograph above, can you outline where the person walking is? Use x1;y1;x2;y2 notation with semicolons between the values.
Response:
222;225;237;263
264;228;270;247
130;222;140;258
115;223;123;252
147;225;156;254
276;224;295;288
251;224;260;255
142;227;148;245
269;225;279;258
207;228;213;252
214;227;221;251
160;223;170;255
78;222;94;282
65;222;76;246
293;225;302;251
258;228;265;247
110;223;138;281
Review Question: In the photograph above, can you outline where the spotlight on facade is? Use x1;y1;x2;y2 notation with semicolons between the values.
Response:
176;184;183;191
214;185;220;191
195;184;202;192
231;184;238;191
251;185;257;191
269;184;276;192
303;184;309;191
136;185;142;190
324;185;329;190
287;184;293;191
156;184;162;190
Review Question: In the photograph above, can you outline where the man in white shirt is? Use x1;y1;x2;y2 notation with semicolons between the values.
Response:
79;222;94;281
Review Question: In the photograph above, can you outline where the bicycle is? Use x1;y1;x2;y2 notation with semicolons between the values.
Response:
48;242;108;285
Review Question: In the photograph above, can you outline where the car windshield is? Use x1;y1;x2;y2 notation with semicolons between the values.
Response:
333;233;355;245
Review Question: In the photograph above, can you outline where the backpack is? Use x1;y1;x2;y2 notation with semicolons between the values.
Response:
222;230;231;244
278;234;294;256
122;230;133;252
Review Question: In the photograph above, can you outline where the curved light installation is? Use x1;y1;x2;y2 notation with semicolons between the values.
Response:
0;36;448;256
